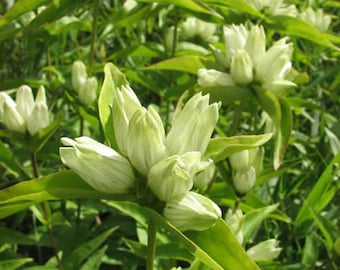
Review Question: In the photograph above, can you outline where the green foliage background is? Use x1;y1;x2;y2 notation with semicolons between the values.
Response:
0;0;339;269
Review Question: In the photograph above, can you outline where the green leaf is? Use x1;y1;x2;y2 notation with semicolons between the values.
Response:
23;0;91;33
202;0;264;18
0;227;37;246
202;85;252;105
0;0;49;26
0;171;133;219
302;233;319;267
0;141;21;176
205;133;273;162
266;15;339;50
139;0;223;21
63;228;117;270
104;200;260;269
295;151;340;228
29;121;61;152
0;258;33;270
273;97;292;170
186;219;260;270
98;62;128;147
143;55;209;74
79;245;108;270
243;204;279;244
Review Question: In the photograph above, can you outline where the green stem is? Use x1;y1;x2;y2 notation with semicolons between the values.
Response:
146;218;157;270
88;0;99;76
31;151;63;270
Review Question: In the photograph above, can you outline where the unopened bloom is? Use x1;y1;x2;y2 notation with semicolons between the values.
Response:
59;136;135;194
181;17;218;43
247;0;297;16
246;239;282;261
72;60;98;105
166;92;220;155
163;191;221;231
127;106;167;176
233;166;256;195
299;7;331;32
148;152;203;201
230;50;254;86
112;84;142;156
0;85;49;135
197;69;235;87
229;150;250;171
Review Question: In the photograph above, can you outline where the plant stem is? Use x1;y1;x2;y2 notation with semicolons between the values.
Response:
88;0;99;76
31;151;63;270
146;218;157;270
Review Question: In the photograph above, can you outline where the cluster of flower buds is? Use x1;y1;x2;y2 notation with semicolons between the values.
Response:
72;60;98;105
198;24;295;95
247;0;297;16
0;85;49;135
229;147;264;196
225;208;282;261
299;7;331;32
60;67;222;231
181;17;218;43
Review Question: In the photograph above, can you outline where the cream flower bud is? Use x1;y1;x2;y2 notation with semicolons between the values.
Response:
72;60;87;92
246;239;282;261
299;7;331;32
197;68;235;87
112;85;142;156
59;136;135;194
224;24;248;62
230;50;254;86
193;159;215;191
2;101;25;133
181;17;217;43
245;25;265;68
15;85;34;122
233;166;256;195
0;93;16;121
225;208;244;245
127;106;166;176
163;192;221;231
78;77;98;105
148;153;201;201
229;150;249;171
166;92;220;155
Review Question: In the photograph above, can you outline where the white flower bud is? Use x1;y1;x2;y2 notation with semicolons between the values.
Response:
15;85;34;122
112;84;142;156
246;239;282;261
166;92;220;155
245;25;265;68
181;17;217;43
229;150;249;171
72;60;87;92
59;136;135;194
2;101;25;133
224;24;248;62
197;68;235;87
0;93;16;121
163;192;221;231
233;166;256;195
78;77;98;105
230;50;254;86
27;102;49;135
127;106;166;176
225;208;244;245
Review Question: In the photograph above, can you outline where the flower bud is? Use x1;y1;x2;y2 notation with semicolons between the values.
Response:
166;92;220;155
248;147;264;175
59;136;135;194
72;60;87;92
15;85;35;122
112;84;142;156
197;68;235;87
229;150;249;171
2;101;25;133
246;239;282;261
181;17;217;43
224;24;248;62
230;50;253;86
163;192;221;231
78;77;98;105
0;93;16;121
193;159;215;191
245;25;265;68
127;106;167;176
233;166;256;195
225;208;244;245
148;152;202;201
